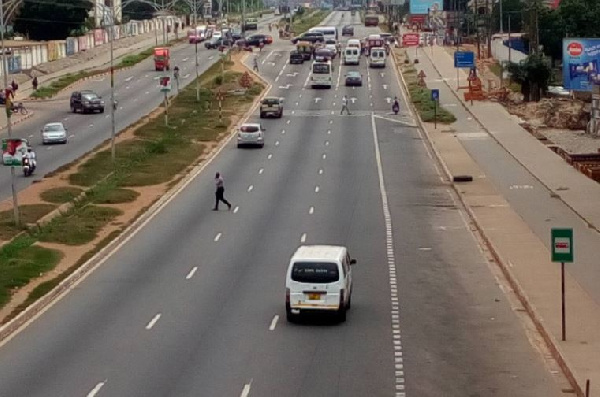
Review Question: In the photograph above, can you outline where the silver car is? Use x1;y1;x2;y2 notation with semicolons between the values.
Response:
41;122;68;144
237;123;265;148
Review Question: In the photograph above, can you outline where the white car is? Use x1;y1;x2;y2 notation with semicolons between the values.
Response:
237;123;265;148
212;31;222;39
41;122;68;144
285;245;356;323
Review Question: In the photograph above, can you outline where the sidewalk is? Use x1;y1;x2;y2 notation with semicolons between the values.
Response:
396;46;600;396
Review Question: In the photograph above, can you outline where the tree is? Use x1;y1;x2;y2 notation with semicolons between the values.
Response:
13;0;92;40
538;7;564;62
507;53;551;101
557;0;600;38
123;2;157;21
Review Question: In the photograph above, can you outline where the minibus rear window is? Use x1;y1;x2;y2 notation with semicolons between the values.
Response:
291;262;339;283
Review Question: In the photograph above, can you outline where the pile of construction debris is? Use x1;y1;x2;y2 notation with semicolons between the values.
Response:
506;98;590;131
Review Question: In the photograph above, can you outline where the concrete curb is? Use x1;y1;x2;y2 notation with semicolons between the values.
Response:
0;63;273;345
391;48;584;397
0;111;35;131
422;48;600;237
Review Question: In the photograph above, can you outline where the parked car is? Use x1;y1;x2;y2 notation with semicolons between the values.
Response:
70;90;105;114
260;97;283;118
263;34;273;44
237;123;265;148
41;122;68;144
291;32;324;45
342;25;354;36
345;71;363;87
289;50;304;64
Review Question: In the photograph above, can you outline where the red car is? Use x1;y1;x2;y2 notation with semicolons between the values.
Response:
264;35;273;44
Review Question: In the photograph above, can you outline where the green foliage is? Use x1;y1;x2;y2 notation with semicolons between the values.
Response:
14;0;93;40
491;0;524;33
507;53;551;101
123;1;155;21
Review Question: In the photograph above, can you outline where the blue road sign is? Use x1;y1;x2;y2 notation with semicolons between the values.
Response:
454;51;475;68
431;89;440;101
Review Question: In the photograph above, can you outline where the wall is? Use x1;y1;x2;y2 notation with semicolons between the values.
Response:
491;36;528;64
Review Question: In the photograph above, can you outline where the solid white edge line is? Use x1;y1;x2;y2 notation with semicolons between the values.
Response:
371;113;407;395
87;381;107;397
269;315;279;331
145;313;161;330
186;267;198;280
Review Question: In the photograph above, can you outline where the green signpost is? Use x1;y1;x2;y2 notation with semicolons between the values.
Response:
551;228;573;342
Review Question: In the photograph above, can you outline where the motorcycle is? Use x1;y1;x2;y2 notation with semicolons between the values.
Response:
22;157;34;177
392;101;399;115
11;102;27;115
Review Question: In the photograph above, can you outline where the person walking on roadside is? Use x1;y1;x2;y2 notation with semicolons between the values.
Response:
32;76;38;91
11;79;18;92
340;95;351;115
213;172;232;211
253;56;259;72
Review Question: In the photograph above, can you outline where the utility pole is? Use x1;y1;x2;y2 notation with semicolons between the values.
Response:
498;0;503;34
108;12;116;162
195;0;200;102
475;0;481;59
0;0;20;226
242;0;246;35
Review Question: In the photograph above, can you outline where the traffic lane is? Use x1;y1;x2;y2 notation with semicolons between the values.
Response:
283;114;393;396
456;136;600;304
0;105;300;396
167;115;337;396
375;117;563;396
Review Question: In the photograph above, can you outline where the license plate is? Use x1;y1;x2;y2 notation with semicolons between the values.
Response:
308;293;321;300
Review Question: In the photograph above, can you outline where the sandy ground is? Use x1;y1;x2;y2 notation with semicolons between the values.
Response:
0;54;259;325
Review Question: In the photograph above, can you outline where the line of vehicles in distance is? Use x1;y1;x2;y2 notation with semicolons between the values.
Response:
289;26;394;88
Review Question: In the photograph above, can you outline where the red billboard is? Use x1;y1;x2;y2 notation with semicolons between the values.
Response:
409;15;426;25
402;33;419;47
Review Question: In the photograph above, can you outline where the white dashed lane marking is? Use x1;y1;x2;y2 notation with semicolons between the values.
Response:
269;315;279;331
259;168;264;174
145;313;161;330
268;154;273;160
214;233;222;241
247;185;254;192
186;267;198;279
315;186;320;193
309;206;314;215
300;233;307;243
86;381;106;397
319;169;323;175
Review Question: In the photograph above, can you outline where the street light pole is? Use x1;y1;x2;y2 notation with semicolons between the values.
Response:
108;14;116;162
0;0;19;226
195;0;200;101
498;0;503;34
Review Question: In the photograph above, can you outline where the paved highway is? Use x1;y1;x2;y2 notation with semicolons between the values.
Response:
0;14;280;201
0;11;565;396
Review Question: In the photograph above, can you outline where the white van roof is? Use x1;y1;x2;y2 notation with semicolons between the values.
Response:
292;245;346;262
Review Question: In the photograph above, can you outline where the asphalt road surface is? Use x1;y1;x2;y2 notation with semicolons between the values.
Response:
0;11;565;397
0;14;280;201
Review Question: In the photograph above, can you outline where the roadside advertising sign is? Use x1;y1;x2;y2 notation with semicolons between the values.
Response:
562;38;600;91
454;51;475;68
2;138;28;166
409;0;441;15
551;228;574;263
402;33;419;47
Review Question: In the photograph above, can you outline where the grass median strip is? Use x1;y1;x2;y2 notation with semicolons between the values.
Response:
0;52;265;320
401;62;456;124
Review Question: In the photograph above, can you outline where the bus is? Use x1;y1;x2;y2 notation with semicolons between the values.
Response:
308;26;338;41
310;60;333;88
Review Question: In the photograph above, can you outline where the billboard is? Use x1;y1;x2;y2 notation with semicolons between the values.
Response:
563;38;600;91
409;0;441;15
